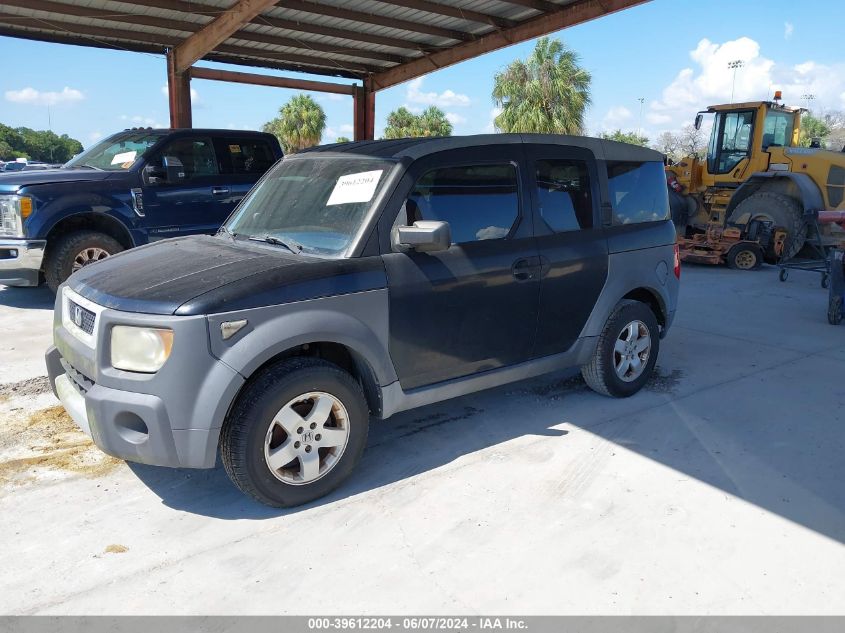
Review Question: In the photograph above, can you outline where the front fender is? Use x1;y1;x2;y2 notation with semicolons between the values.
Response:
726;172;824;216
28;189;138;242
205;288;396;387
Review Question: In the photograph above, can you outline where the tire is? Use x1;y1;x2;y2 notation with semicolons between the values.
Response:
726;243;763;270
44;230;124;292
581;300;660;398
221;357;369;508
728;192;805;260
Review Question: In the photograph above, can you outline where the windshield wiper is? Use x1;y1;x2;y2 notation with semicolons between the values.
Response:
248;233;303;254
217;225;237;239
74;164;103;170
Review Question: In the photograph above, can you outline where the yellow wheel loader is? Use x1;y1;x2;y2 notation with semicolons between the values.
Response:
667;93;845;261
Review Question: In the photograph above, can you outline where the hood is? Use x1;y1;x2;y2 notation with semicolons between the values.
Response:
68;234;386;315
0;168;116;191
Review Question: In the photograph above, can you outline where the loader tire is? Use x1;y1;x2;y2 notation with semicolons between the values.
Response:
727;192;805;261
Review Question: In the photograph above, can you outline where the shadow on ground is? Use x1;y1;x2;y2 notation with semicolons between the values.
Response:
0;285;54;310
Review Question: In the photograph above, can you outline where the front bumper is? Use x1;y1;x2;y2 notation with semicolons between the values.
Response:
47;346;220;468
45;287;246;469
0;238;46;286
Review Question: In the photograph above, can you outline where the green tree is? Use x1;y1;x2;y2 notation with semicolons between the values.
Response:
335;136;351;143
383;106;452;138
492;37;592;134
262;94;326;153
601;129;649;146
799;114;832;147
0;124;82;162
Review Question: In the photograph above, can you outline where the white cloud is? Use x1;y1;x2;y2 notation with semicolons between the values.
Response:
784;22;794;40
601;105;633;130
484;106;503;133
407;78;470;108
88;131;103;142
445;112;467;126
317;93;347;103
5;86;84;106
339;123;354;135
120;114;166;129
646;36;845;136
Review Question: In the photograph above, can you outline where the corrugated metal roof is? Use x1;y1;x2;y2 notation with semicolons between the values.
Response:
0;0;645;85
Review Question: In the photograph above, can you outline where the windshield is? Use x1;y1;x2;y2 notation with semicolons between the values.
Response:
64;132;163;171
225;156;397;256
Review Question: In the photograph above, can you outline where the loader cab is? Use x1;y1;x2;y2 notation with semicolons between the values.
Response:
698;101;802;186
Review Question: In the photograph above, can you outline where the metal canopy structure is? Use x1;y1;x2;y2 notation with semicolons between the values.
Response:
0;0;647;139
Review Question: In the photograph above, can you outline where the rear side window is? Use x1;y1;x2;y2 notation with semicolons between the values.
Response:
408;164;519;244
535;159;593;231
152;137;218;179
607;161;670;224
218;138;277;175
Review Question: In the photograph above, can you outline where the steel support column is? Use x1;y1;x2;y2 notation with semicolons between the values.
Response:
167;50;192;128
353;84;375;141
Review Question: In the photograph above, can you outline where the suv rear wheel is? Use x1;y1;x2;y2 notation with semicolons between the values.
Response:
581;300;660;398
45;230;124;292
221;357;369;507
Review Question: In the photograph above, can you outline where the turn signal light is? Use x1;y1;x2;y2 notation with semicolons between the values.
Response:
19;196;33;218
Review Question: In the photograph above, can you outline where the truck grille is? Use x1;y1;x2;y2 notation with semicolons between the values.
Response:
67;299;96;335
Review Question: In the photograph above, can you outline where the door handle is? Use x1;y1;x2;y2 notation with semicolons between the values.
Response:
211;187;230;196
512;256;541;281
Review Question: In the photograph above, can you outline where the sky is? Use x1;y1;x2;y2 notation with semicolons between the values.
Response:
2;0;845;148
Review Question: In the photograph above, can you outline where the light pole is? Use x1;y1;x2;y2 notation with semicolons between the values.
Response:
636;97;645;139
728;60;744;103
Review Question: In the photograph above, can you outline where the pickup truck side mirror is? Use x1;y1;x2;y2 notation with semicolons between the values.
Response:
144;156;186;185
394;221;451;253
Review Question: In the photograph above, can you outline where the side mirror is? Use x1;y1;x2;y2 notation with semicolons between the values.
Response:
162;155;186;183
394;221;451;253
694;113;703;130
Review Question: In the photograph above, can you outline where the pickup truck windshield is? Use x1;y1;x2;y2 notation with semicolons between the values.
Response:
64;132;162;171
225;156;396;256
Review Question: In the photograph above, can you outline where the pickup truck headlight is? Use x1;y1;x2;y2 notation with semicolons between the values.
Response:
0;195;33;238
110;326;174;373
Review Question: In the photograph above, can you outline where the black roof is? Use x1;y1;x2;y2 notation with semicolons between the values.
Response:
112;128;273;136
301;134;664;162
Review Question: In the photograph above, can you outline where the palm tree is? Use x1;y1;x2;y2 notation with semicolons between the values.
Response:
262;94;326;153
492;37;592;135
383;106;452;138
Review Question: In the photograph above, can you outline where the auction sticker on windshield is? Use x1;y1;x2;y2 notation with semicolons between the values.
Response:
326;170;383;206
110;150;137;166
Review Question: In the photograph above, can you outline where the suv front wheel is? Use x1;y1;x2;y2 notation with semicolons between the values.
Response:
581;300;660;398
221;357;369;507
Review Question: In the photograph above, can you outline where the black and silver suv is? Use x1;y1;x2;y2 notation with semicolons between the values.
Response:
46;135;680;507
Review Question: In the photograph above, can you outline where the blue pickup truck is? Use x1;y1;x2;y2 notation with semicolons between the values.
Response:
0;128;282;291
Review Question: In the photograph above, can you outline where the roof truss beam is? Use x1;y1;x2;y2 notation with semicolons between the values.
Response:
372;0;516;28
275;0;475;41
368;0;649;90
189;66;356;94
172;0;281;72
0;0;408;64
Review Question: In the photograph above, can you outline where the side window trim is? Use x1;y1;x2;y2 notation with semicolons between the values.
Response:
403;159;524;245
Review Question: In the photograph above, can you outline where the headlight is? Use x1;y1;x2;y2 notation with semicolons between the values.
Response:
110;326;174;373
0;195;33;238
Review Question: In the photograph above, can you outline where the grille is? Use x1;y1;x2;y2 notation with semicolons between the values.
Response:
60;358;95;395
67;299;96;335
828;166;845;208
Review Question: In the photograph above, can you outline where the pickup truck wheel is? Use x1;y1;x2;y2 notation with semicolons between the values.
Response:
45;230;123;292
581;300;660;398
221;357;369;508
